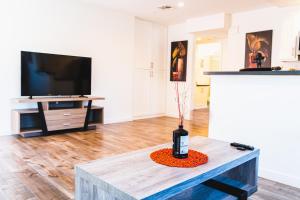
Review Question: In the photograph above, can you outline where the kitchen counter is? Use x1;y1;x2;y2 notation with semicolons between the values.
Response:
206;73;300;188
205;70;300;75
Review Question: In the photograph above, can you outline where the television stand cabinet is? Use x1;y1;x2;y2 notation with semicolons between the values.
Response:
11;96;105;137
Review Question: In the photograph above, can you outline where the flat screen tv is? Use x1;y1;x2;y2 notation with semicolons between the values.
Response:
21;51;91;97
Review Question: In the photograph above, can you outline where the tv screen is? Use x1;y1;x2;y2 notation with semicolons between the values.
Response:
21;51;91;96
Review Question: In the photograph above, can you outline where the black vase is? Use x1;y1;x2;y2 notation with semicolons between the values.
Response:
172;125;189;159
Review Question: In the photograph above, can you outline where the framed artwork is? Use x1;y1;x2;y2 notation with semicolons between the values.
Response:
170;40;188;81
245;30;273;68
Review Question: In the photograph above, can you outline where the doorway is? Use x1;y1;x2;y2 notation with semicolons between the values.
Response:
193;39;222;110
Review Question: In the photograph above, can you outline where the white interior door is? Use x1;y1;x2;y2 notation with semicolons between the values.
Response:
133;19;166;118
149;24;166;116
135;19;152;69
151;23;166;70
133;69;151;117
149;69;165;115
133;19;152;117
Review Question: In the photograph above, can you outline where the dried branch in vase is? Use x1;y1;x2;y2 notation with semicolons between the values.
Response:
173;82;189;126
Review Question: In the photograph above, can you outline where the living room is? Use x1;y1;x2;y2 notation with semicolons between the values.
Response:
1;0;300;199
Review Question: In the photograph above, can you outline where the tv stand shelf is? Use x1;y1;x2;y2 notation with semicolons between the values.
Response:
12;96;105;138
13;96;104;103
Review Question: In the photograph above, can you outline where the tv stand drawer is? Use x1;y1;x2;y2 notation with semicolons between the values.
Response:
44;109;87;121
46;118;85;131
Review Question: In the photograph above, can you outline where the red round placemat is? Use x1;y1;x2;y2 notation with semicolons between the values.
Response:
150;148;208;168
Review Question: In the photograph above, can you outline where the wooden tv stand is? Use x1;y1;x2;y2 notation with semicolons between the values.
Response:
11;96;105;137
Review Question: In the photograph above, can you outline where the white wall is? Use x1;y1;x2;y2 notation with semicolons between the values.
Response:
0;0;135;135
186;13;230;33
167;6;300;118
223;6;300;70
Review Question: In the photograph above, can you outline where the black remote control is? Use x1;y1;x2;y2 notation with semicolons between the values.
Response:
236;147;247;151
230;142;254;151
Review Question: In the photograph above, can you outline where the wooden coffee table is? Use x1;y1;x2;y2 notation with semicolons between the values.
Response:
75;136;259;200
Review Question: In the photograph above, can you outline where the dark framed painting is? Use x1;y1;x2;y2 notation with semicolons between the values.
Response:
170;40;188;81
245;30;273;68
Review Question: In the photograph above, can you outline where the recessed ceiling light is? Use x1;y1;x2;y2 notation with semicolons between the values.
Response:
177;2;185;7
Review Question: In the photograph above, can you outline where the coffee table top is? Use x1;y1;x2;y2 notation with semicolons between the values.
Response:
76;136;259;200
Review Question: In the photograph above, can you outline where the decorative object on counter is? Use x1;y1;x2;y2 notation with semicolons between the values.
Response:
272;66;282;71
254;52;265;68
245;30;273;68
170;40;188;81
150;148;208;168
239;66;281;72
172;82;189;159
240;67;272;72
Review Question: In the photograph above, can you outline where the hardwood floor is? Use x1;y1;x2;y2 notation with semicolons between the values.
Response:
0;109;299;199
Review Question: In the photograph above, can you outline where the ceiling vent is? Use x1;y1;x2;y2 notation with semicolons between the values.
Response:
158;5;173;10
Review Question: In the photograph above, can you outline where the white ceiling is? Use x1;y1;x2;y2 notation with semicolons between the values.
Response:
83;0;300;24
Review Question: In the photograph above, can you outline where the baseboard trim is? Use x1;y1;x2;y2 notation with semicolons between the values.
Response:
192;105;208;110
259;168;300;188
133;113;166;120
104;117;133;124
0;133;13;136
165;113;191;120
